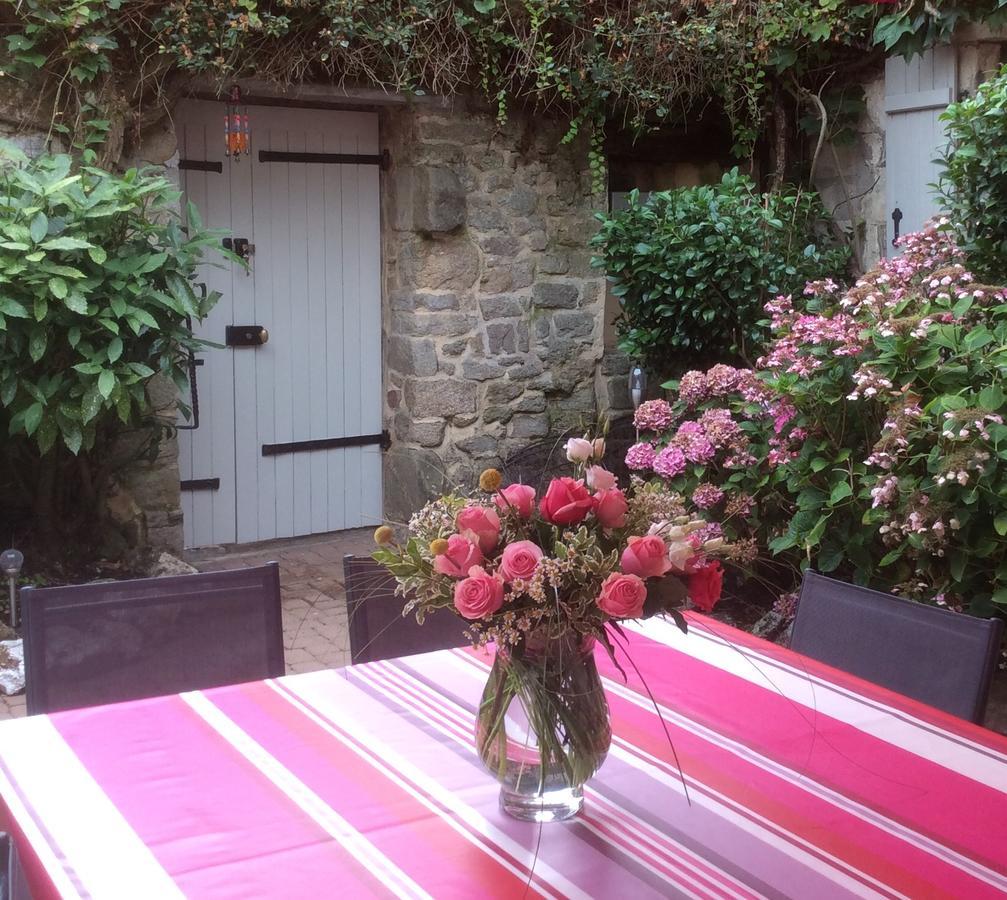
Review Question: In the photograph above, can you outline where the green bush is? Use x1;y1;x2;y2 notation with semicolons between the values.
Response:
590;169;849;376
0;142;223;539
938;64;1007;281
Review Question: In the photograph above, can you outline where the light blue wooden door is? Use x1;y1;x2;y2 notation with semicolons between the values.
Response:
884;46;957;254
177;101;383;547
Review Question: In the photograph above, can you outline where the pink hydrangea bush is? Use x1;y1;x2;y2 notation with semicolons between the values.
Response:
632;221;1007;616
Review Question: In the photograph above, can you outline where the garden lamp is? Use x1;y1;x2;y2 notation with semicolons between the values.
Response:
0;549;24;629
630;365;646;410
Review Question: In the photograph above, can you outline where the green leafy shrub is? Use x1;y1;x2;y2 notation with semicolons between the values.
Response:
938;64;1007;281
628;224;1007;616
0;142;223;539
591;170;849;376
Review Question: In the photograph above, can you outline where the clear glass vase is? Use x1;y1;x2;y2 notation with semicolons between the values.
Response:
475;632;611;822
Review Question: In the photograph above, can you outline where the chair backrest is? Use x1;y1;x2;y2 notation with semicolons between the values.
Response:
343;555;469;664
23;563;284;715
791;570;1004;723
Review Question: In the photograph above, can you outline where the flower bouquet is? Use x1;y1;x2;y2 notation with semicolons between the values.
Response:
373;436;730;822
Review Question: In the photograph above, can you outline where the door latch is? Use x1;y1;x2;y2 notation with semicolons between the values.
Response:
225;325;269;347
222;237;253;262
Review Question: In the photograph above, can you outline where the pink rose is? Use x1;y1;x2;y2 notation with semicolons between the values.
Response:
498;540;543;582
564;437;594;463
456;505;501;554
593;488;628;528
586;465;617;491
433;534;484;578
597;572;647;619
592;438;606;460
539;477;594;526
621;535;673;578
494;483;536;518
454;566;505;619
688;560;724;612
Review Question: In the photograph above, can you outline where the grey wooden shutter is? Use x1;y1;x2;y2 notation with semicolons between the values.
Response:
884;45;957;255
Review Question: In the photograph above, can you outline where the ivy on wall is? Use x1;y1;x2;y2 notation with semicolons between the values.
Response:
3;0;1005;174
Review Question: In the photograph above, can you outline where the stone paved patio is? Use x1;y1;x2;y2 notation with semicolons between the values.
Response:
1;528;1005;737
185;527;374;676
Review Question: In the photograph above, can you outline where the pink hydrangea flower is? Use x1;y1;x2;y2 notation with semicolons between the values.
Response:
652;446;687;478
633;399;675;432
625;442;657;471
691;484;725;509
671;422;715;463
706;364;740;396
678;371;708;405
698;408;741;447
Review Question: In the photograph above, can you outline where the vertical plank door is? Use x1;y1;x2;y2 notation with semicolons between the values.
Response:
884;45;957;254
177;105;238;547
177;102;383;547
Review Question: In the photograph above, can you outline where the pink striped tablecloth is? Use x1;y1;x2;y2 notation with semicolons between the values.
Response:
1;614;1006;899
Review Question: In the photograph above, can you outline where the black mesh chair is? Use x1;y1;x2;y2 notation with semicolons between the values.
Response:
22;563;285;715
343;555;469;664
791;570;1004;724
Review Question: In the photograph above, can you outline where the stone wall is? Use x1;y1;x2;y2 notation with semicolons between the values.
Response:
812;71;887;272
380;99;613;522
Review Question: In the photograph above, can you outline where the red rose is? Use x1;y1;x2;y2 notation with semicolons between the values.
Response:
456;505;501;554
539;477;594;526
494;483;536;518
621;535;673;579
593;488;628;528
453;566;505;619
433;534;484;578
597;572;647;619
498;540;543;582
688;560;724;612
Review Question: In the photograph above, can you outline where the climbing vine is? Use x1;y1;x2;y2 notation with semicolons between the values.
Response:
2;1;1006;174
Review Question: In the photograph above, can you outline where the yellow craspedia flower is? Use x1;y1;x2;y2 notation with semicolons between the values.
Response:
478;468;503;492
373;525;395;546
429;538;450;556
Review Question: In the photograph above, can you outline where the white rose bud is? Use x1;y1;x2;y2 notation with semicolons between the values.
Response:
592;437;606;459
564;437;593;463
703;537;725;551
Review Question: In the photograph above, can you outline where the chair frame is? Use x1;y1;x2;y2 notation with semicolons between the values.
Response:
22;562;285;715
343;554;468;664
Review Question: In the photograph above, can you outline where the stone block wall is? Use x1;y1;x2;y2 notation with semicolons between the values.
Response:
380;99;612;522
813;72;887;272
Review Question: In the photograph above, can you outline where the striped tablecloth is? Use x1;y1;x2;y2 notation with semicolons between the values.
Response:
1;614;1006;899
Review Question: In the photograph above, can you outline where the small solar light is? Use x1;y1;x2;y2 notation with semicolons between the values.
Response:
0;549;24;629
630;365;647;410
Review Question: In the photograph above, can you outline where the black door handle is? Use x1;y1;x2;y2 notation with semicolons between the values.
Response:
891;207;903;247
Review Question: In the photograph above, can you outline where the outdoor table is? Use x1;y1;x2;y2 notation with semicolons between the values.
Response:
0;615;1005;899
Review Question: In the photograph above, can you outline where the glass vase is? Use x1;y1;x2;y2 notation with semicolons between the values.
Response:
475;632;611;822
